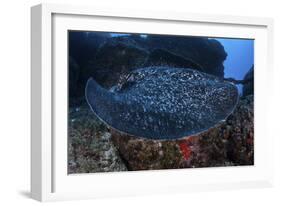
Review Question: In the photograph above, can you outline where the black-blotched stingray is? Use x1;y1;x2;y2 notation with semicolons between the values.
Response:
86;66;238;140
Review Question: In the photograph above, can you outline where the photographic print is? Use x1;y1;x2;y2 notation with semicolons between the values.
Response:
67;31;254;174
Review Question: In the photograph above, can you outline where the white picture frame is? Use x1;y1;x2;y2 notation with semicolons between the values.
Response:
31;3;274;202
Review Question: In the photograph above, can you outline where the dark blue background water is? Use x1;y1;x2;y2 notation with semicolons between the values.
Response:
214;38;254;93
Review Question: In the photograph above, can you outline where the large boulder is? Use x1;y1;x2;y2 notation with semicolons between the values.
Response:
81;34;227;91
68;33;227;103
86;41;148;88
146;36;227;77
112;35;227;77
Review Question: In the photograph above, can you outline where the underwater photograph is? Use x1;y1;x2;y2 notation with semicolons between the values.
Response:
68;31;254;174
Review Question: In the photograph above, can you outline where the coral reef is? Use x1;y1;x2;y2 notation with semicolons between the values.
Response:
69;57;80;99
68;106;127;173
68;95;253;173
110;35;227;77
145;36;227;77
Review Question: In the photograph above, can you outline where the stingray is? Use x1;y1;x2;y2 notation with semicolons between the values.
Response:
85;66;238;140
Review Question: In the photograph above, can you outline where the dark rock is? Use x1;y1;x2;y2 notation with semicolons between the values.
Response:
110;95;254;170
68;96;253;172
68;31;110;68
133;35;227;77
68;35;148;101
86;67;239;140
99;35;227;77
69;57;80;100
68;32;111;101
87;41;148;88
243;65;254;96
69;34;227;101
111;130;185;170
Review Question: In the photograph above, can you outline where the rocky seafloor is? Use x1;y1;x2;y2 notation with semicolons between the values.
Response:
68;95;253;173
68;106;127;173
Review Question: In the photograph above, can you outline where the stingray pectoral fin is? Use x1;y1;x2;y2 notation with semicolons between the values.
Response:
85;77;124;127
86;78;112;117
86;78;101;111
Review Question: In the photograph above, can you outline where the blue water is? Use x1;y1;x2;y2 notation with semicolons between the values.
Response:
214;38;254;93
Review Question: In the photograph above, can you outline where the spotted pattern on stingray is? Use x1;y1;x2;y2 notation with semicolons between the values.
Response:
86;66;238;140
